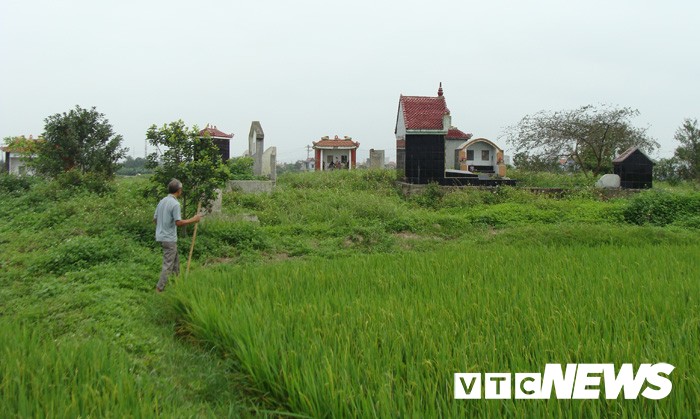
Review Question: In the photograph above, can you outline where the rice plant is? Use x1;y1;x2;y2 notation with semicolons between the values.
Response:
172;243;700;417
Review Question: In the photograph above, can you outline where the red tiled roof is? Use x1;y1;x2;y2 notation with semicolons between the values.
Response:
313;136;359;149
446;128;472;140
199;125;233;139
400;95;449;131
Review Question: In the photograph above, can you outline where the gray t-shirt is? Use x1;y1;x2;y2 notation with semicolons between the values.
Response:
154;195;182;242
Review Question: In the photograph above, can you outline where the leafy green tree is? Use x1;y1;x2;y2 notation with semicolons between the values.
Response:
33;106;127;178
512;152;561;172
653;157;685;185
227;156;256;179
146;120;230;234
673;118;700;182
504;104;658;177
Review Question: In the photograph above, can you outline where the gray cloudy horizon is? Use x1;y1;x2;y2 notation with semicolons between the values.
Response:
1;0;698;163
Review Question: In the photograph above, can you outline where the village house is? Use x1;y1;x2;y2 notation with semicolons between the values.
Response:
199;124;234;162
313;135;360;170
1;136;39;175
395;83;511;185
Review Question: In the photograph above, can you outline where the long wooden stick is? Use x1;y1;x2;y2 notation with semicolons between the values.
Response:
186;201;202;276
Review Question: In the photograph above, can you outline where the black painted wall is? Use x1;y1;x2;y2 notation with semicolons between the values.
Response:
404;134;444;184
613;149;653;189
213;139;230;162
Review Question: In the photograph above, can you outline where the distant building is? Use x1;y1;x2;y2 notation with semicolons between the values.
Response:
457;138;506;177
303;158;315;171
199;124;234;162
613;146;654;189
313;135;360;170
395;83;510;185
445;128;473;170
395;84;451;183
1;136;39;175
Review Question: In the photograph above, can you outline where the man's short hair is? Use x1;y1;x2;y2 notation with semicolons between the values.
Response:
168;179;183;194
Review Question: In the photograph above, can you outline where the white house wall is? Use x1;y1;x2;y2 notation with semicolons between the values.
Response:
395;103;406;139
319;149;352;169
8;154;33;175
465;142;496;166
444;139;464;170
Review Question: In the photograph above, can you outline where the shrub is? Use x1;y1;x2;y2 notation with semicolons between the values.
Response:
623;190;700;226
36;236;130;275
0;173;36;194
203;220;270;251
410;183;444;209
55;170;114;194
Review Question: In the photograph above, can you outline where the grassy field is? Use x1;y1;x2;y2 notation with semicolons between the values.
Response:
171;243;700;417
1;170;699;417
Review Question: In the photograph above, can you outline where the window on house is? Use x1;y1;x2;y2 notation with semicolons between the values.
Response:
482;150;490;161
467;150;474;160
341;155;348;163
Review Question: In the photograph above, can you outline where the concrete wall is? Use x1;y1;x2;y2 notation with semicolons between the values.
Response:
226;180;275;194
7;153;33;175
444;139;463;170
262;147;277;181
369;149;385;169
395;103;406;139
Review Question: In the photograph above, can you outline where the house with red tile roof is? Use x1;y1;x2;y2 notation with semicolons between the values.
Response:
313;135;360;170
395;83;510;185
199;124;234;162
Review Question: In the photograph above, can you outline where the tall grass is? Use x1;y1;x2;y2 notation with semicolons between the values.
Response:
0;321;164;418
172;242;700;417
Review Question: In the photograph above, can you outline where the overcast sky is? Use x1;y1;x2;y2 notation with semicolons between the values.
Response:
2;0;698;163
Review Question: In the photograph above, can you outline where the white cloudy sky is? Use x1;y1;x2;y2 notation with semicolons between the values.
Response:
1;0;698;163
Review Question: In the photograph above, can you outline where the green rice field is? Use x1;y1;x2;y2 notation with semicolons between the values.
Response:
2;171;699;417
171;242;700;417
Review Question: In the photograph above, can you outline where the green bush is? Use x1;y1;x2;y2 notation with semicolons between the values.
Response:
623;190;700;225
0;173;37;194
203;220;270;251
36;236;131;275
55;170;114;194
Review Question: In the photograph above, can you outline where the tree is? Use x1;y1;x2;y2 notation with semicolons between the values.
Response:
503;104;658;177
512;152;561;172
33;106;127;177
228;156;256;179
673;118;700;182
653;156;691;185
146;120;230;234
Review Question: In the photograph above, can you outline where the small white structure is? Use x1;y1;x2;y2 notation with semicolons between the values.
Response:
369;149;385;169
248;121;277;181
595;174;621;189
1;141;36;175
313;135;360;170
456;138;506;177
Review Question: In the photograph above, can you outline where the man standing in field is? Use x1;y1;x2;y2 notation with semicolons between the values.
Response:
154;179;201;292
